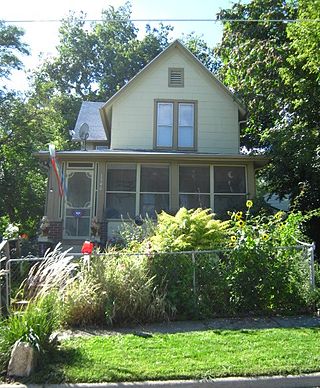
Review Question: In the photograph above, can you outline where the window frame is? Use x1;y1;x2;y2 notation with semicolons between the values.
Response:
178;164;248;214
105;163;170;220
154;99;197;151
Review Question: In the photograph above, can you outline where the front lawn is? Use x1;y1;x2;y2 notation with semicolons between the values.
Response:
29;328;320;383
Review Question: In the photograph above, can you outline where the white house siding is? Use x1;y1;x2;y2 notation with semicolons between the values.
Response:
110;47;239;154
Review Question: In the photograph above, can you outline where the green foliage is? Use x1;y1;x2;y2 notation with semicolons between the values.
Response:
180;32;219;73
32;3;172;101
0;20;29;84
61;253;169;326
15;208;316;325
0;215;9;235
217;0;320;214
0;293;60;370
226;205;312;314
150;208;229;252
146;208;229;319
30;328;320;383
115;216;156;251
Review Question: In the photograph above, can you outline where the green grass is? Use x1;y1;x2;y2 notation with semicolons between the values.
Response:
28;328;320;383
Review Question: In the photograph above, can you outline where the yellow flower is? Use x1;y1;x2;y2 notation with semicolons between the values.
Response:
237;220;245;228
231;235;237;242
261;233;269;241
246;200;253;208
274;211;283;220
236;211;243;220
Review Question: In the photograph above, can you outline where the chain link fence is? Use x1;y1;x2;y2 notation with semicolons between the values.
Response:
0;242;316;318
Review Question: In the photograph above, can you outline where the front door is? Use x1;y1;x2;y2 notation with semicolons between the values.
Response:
64;170;93;238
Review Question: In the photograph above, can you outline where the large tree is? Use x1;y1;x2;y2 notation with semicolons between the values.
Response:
32;3;172;102
216;0;320;248
0;20;29;88
216;0;320;210
0;21;69;234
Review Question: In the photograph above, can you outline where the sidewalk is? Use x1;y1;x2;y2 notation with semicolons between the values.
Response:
2;373;320;387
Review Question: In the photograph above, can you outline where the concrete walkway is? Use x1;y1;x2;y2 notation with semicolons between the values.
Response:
2;373;320;388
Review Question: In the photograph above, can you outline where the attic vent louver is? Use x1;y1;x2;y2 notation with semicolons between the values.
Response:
168;68;184;87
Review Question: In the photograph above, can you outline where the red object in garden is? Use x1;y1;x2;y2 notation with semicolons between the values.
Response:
81;241;94;254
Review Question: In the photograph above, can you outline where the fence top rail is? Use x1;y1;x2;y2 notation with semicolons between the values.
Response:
95;245;312;257
4;243;313;262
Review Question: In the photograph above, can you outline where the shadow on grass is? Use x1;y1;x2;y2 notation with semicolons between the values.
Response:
21;347;85;384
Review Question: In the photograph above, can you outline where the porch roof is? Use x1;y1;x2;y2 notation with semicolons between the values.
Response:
35;149;268;169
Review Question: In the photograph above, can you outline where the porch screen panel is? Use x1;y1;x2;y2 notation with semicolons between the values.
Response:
214;166;246;193
140;164;169;218
214;195;247;217
106;164;136;219
179;166;210;209
214;166;247;218
65;171;93;237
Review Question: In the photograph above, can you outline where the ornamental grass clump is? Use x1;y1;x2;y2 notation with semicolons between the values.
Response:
23;243;79;300
0;245;78;371
61;252;169;326
0;292;60;372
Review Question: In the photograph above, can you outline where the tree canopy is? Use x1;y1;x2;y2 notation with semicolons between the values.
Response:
217;0;320;211
0;21;29;85
32;3;172;101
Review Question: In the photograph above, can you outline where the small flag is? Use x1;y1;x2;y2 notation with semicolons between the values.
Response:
49;144;64;197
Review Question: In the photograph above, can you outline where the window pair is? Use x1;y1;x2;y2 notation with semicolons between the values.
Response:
155;101;196;150
106;164;170;219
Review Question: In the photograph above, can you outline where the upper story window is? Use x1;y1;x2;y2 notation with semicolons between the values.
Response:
155;100;196;150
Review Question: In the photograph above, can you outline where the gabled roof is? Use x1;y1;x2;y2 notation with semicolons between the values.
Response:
73;101;106;141
100;39;247;126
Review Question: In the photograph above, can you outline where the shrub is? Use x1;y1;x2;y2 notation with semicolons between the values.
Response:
226;204;313;314
0;292;60;371
115;215;156;251
147;208;229;318
150;208;229;252
60;252;169;326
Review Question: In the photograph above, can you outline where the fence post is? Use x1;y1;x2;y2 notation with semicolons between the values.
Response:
5;260;11;310
192;252;196;299
309;242;316;289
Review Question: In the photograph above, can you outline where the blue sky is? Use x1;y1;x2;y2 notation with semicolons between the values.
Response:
2;0;238;90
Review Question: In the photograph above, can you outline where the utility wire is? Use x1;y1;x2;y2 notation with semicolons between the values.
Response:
3;18;320;23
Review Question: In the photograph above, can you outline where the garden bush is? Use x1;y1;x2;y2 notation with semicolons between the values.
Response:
142;205;314;318
226;203;313;314
0;292;60;371
61;252;169;326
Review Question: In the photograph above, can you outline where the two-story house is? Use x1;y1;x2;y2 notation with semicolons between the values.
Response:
36;40;266;247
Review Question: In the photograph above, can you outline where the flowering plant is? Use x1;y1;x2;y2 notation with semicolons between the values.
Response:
3;223;20;240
